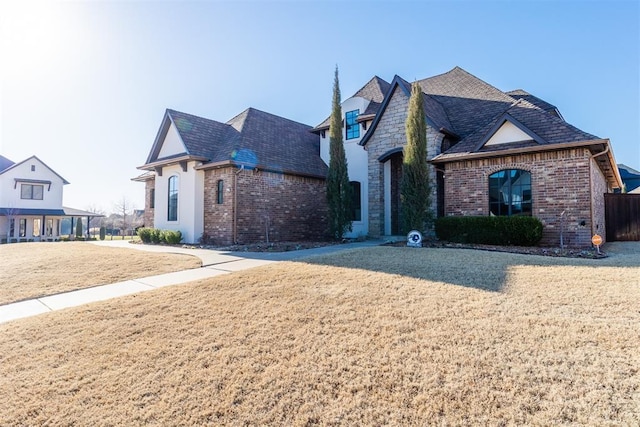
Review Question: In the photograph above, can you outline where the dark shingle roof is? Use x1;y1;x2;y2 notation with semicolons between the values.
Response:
506;89;558;114
160;108;327;178
313;76;391;130
440;98;599;157
417;66;515;139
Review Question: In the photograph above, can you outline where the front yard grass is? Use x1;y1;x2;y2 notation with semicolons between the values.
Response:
0;242;201;304
0;246;638;425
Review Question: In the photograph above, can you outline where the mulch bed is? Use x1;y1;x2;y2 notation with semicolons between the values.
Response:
188;239;606;258
384;239;607;259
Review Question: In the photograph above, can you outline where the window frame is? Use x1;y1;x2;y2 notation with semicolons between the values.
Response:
21;183;44;200
345;110;360;140
349;181;362;222
217;180;224;204
167;176;178;221
488;169;532;216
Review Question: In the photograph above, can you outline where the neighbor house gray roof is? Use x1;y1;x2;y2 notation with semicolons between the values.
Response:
143;108;327;178
0;155;14;172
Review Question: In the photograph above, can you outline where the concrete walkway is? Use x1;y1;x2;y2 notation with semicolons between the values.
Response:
0;239;388;324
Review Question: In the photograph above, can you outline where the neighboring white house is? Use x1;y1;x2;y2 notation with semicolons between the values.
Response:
0;155;101;242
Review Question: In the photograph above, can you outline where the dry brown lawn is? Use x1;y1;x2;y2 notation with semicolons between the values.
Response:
0;242;201;304
1;246;639;425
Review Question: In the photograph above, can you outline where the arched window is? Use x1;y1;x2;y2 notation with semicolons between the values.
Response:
217;180;224;204
167;176;178;221
489;169;531;216
350;181;361;221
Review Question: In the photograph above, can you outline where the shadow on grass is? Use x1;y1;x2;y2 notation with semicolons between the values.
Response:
293;245;640;293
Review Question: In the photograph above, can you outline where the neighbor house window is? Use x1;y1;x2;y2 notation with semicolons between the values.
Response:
350;181;361;221
46;219;53;236
33;219;41;237
167;176;178;221
217;180;224;204
345;110;360;140
489;169;532;216
9;219;15;237
19;219;26;237
21;184;44;200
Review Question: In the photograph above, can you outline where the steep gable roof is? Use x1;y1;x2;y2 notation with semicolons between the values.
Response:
313;76;391;131
435;98;599;158
143;108;326;178
0;155;69;184
417;66;515;139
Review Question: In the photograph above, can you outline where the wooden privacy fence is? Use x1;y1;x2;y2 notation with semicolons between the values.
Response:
605;193;640;241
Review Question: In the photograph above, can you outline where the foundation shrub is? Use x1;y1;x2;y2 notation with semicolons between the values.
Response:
162;230;182;245
137;227;153;243
435;216;543;246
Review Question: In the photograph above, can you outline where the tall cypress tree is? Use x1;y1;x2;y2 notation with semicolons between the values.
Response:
326;66;352;239
401;81;432;233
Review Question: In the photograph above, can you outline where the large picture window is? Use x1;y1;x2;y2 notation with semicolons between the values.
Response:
21;184;44;200
350;181;361;221
33;219;41;237
167;176;178;221
345;110;360;140
489;169;532;216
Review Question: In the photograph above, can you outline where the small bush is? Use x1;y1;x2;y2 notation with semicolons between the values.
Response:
151;229;162;244
435;216;543;246
137;227;153;244
162;230;182;245
99;227;106;241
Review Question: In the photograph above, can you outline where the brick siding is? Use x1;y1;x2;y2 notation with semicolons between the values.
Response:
443;148;599;247
203;167;328;245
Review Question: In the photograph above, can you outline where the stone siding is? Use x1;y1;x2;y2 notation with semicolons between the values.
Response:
365;86;445;236
443;148;598;247
144;179;155;228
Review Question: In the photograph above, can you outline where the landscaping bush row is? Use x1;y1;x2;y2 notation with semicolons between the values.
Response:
137;228;182;245
435;216;543;246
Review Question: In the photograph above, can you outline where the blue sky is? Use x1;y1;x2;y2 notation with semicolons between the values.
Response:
1;0;638;211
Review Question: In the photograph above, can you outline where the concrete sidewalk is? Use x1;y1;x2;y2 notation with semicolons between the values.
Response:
0;239;387;324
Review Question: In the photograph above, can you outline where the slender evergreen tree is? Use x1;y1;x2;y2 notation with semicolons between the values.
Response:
326;66;352;239
401;81;432;234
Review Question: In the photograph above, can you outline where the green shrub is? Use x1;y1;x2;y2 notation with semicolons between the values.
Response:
435;216;543;246
137;227;153;243
162;230;182;245
151;228;162;244
99;226;106;241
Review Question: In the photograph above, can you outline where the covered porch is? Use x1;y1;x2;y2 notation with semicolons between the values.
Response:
0;207;104;243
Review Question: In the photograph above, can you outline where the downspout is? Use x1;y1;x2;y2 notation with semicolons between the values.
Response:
589;145;610;240
233;165;244;244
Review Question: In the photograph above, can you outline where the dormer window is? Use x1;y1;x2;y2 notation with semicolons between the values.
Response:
345;110;360;140
31;165;36;171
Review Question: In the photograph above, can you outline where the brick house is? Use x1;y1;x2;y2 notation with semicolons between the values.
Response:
134;108;328;244
136;67;622;247
357;67;622;247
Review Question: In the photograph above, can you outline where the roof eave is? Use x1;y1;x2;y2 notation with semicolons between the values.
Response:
138;154;209;170
195;160;327;180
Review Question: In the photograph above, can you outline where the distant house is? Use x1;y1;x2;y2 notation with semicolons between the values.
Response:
618;164;640;193
0;155;102;243
136;67;623;247
134;108;328;244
